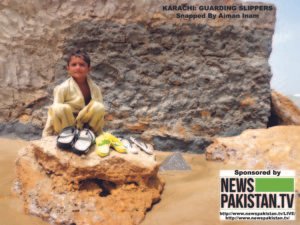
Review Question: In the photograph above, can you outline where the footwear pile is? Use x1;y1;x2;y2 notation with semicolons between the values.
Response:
95;133;154;158
56;126;95;154
56;127;154;158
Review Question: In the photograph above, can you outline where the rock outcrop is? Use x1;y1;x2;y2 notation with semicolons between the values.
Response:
15;137;164;225
0;0;276;152
269;91;300;126
205;126;300;191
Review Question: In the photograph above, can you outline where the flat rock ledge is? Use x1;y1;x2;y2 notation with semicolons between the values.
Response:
15;136;164;225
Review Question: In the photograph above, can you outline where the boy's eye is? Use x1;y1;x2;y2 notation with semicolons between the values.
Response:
71;63;86;67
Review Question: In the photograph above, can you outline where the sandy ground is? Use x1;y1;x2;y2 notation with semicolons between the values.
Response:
0;137;299;225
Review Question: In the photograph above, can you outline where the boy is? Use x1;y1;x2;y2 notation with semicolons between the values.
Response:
43;49;105;137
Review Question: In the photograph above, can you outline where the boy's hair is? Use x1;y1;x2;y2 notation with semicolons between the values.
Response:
67;48;91;67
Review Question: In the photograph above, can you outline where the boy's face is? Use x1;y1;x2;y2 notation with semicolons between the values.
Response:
67;56;90;81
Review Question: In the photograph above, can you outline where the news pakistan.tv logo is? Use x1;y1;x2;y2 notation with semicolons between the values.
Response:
220;170;296;221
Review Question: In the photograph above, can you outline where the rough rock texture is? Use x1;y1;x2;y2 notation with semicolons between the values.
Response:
268;91;300;126
159;152;191;171
205;126;300;191
0;0;276;152
15;137;164;225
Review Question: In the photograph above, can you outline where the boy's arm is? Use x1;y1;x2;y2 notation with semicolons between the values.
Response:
53;86;65;104
88;79;103;103
93;86;103;103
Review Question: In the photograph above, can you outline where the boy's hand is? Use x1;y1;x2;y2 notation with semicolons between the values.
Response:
76;100;95;129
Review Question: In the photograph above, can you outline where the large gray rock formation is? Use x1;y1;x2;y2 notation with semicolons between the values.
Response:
0;0;276;152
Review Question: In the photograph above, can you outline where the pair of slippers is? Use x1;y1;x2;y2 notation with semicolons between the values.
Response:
56;126;95;154
95;132;127;157
120;137;154;155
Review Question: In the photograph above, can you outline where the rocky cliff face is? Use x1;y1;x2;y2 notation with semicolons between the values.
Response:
0;0;276;152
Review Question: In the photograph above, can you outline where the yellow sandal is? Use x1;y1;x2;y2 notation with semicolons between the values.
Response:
95;135;111;157
104;133;127;154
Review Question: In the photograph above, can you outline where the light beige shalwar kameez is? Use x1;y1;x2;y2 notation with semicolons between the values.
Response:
42;77;105;136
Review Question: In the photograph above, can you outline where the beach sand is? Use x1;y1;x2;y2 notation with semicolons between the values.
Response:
0;137;299;225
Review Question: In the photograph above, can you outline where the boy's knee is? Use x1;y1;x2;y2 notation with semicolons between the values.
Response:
61;104;73;112
50;103;73;116
91;102;105;114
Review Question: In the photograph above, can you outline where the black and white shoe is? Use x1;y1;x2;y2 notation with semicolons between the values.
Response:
72;128;95;154
57;126;78;150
